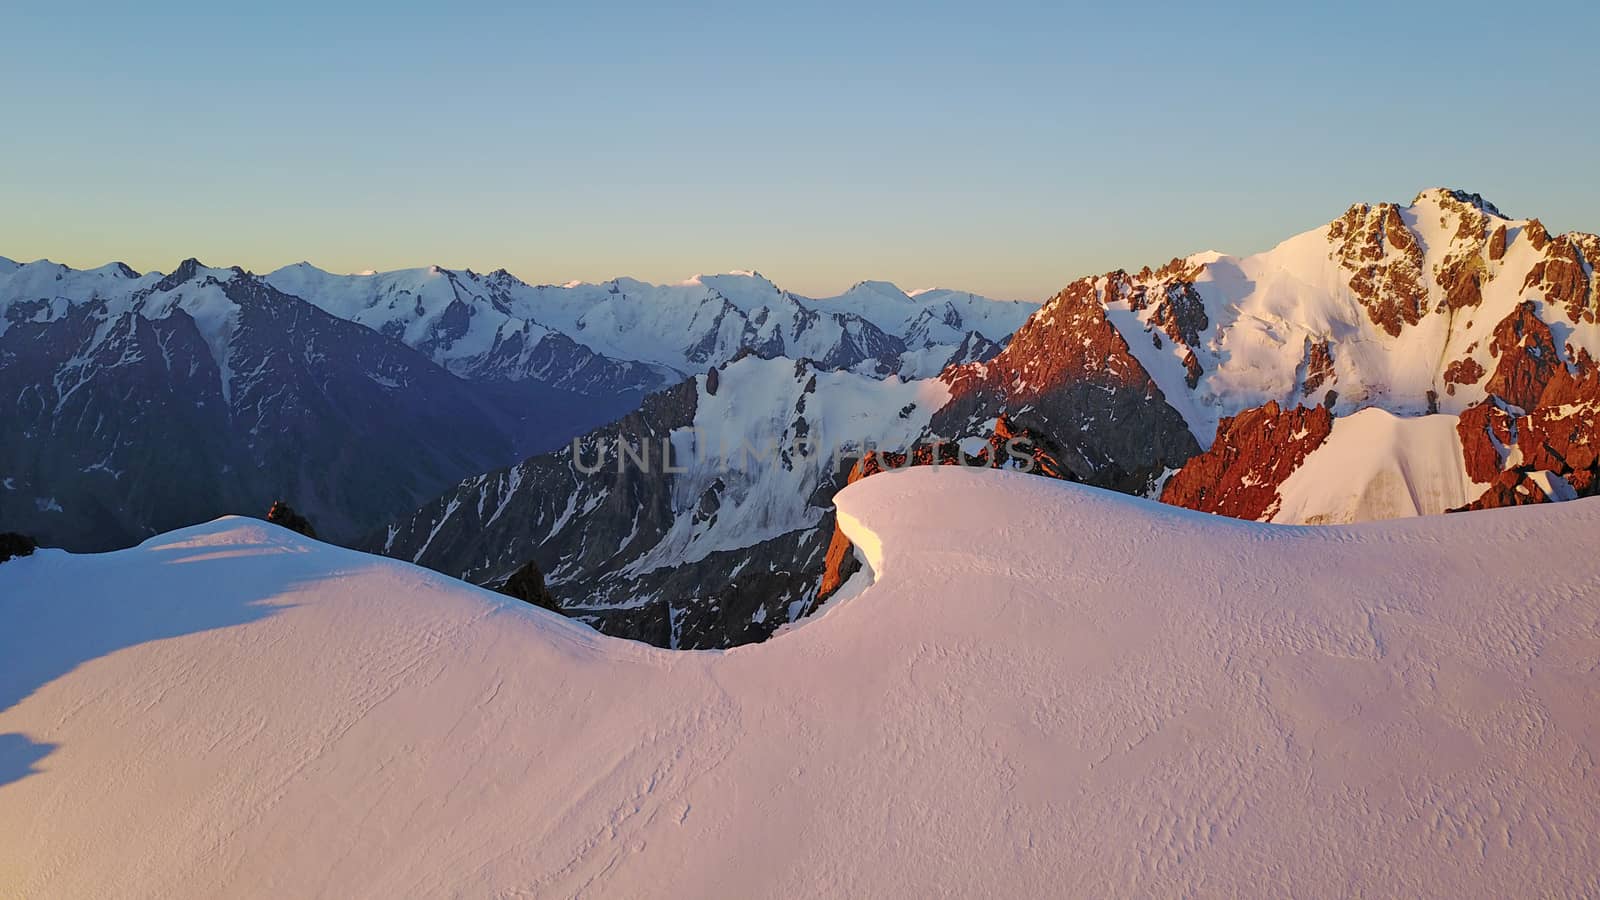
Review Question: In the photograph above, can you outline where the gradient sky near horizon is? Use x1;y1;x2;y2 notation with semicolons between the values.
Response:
4;1;1598;300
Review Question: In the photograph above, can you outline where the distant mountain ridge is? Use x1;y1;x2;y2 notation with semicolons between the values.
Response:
0;261;532;548
0;257;1034;551
261;263;1035;381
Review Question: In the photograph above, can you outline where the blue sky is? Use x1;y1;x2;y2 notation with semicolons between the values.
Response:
3;0;1597;299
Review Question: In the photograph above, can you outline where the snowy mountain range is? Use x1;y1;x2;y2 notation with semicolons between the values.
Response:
0;257;1031;550
6;469;1599;896
378;188;1600;648
5;187;1595;647
261;263;1034;382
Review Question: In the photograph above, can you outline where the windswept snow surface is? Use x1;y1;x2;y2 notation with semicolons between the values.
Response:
3;471;1600;897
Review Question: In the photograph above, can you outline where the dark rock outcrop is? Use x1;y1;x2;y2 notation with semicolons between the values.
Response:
498;559;559;612
1457;402;1518;484
1488;223;1508;261
0;532;37;564
265;501;317;539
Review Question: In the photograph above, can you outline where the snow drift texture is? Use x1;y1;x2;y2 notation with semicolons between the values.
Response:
3;468;1599;897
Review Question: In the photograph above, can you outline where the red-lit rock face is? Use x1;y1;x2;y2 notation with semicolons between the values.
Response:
1451;469;1556;512
1484;301;1562;411
1523;235;1594;325
1488;223;1508;262
1457;402;1519;484
1443;356;1486;394
944;278;1158;406
1302;340;1336;396
1328;203;1429;337
1434;193;1492;312
932;274;1200;496
1159;401;1334;521
1452;335;1600;511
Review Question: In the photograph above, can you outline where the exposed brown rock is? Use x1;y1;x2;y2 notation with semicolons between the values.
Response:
1449;470;1553;512
1453;352;1600;511
1181;349;1203;389
1301;340;1336;396
1159;401;1334;521
1483;301;1561;410
1151;281;1210;349
1328;203;1428;337
816;514;861;600
1522;235;1593;324
1110;267;1209;387
1434;192;1492;312
1525;219;1549;252
1488;224;1507;261
1522;366;1600;476
1573;233;1600;322
1456;402;1517;483
1443;356;1486;390
1438;255;1487;311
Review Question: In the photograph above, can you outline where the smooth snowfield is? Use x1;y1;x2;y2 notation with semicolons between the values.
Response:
3;471;1599;897
1272;408;1481;524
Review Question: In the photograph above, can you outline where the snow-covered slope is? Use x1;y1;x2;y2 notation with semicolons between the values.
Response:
1271;408;1480;523
4;470;1599;897
376;355;949;648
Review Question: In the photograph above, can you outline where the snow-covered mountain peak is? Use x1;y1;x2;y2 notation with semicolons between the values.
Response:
92;261;142;279
276;260;334;277
1411;186;1505;218
150;258;247;293
675;271;786;311
841;279;913;301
